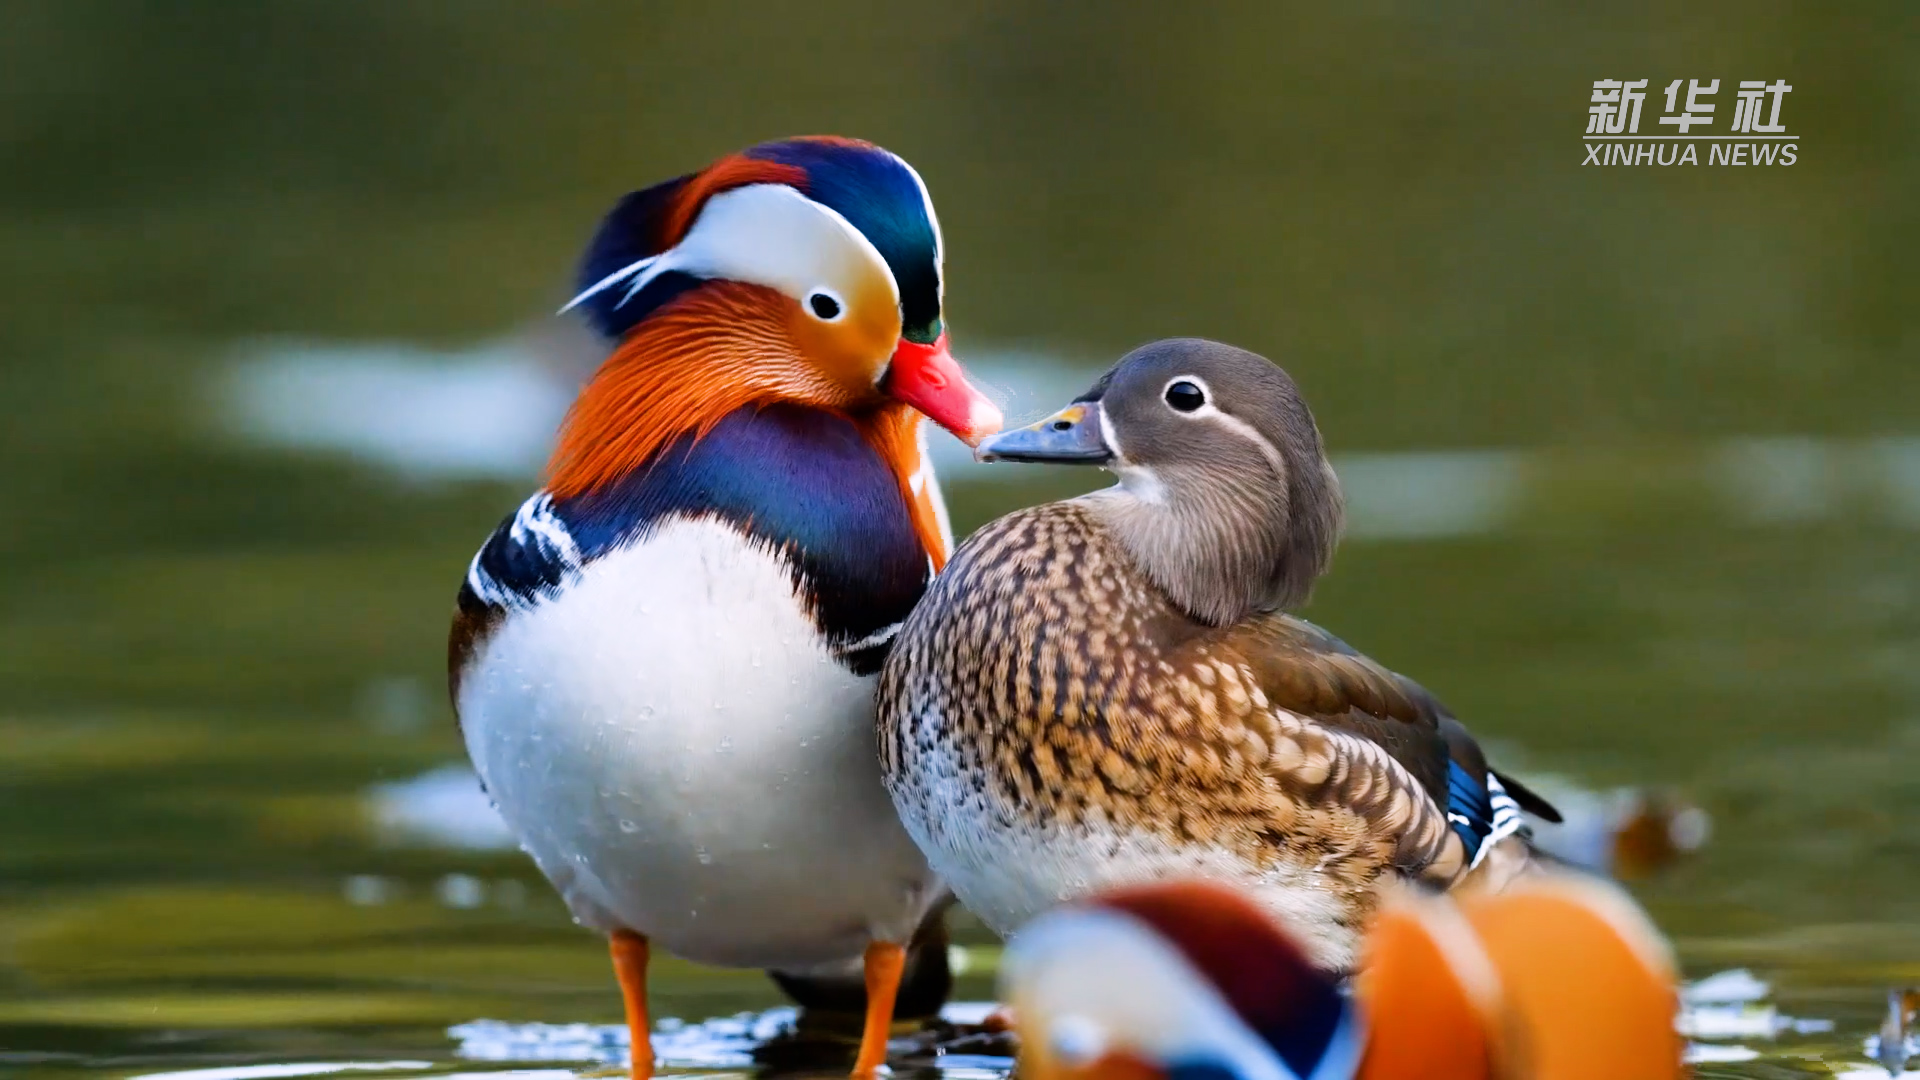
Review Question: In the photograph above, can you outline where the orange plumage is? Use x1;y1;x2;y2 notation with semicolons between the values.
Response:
546;280;949;567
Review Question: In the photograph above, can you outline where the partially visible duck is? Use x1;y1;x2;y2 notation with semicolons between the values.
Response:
452;137;1003;1079
878;337;1558;971
1002;875;1684;1080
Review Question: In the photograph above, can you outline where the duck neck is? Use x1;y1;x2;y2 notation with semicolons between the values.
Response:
1085;461;1341;626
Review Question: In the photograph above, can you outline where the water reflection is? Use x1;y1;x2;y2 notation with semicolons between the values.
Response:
130;1065;435;1080
6;3;1919;1078
452;1003;1004;1075
220;336;581;483
368;765;515;852
80;977;1878;1080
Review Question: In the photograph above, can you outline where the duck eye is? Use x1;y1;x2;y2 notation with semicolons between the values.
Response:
1165;380;1206;412
807;291;843;320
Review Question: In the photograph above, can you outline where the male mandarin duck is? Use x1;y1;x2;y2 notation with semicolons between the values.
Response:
1002;876;1685;1080
449;137;1002;1079
878;338;1560;972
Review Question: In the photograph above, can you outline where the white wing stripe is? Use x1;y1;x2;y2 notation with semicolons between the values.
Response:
1469;773;1526;870
468;492;585;611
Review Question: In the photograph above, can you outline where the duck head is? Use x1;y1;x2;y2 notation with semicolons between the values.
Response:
547;137;1002;510
1002;880;1362;1080
978;338;1342;625
1003;877;1684;1080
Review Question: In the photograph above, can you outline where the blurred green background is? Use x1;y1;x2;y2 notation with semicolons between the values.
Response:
2;3;1917;1078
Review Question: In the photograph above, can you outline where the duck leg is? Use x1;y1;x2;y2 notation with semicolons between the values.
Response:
767;904;953;1022
610;930;653;1080
850;941;907;1078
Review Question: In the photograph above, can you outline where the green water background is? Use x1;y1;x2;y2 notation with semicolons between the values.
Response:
2;3;1916;1077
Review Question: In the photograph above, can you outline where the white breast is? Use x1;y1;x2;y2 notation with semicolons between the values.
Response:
458;515;942;970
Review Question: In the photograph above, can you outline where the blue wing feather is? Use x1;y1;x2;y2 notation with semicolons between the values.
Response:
1446;760;1526;870
455;404;931;676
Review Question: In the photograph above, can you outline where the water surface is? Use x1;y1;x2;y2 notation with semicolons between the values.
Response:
3;4;1917;1077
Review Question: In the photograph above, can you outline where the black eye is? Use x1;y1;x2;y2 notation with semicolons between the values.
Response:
1165;380;1206;412
808;292;842;319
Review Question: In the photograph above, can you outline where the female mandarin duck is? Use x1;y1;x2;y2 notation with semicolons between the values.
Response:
878;338;1559;972
1003;877;1685;1080
449;137;1002;1079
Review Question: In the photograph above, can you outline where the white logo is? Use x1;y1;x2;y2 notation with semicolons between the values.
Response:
1585;79;1796;166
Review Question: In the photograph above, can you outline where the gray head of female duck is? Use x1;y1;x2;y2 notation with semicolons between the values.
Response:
977;338;1344;626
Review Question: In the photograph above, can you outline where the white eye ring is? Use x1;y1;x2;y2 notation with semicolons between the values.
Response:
1162;374;1213;414
805;288;847;322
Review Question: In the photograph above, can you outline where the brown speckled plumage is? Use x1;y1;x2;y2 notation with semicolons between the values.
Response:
880;502;1463;942
877;338;1547;969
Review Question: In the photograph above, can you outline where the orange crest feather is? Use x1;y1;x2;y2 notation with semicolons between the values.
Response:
857;406;950;570
659;156;808;248
546;282;949;568
547;283;844;499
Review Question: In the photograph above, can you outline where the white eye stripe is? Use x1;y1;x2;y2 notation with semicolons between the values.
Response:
558;252;662;314
1212;411;1289;481
1162;374;1290;480
559;183;901;320
786;191;902;304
